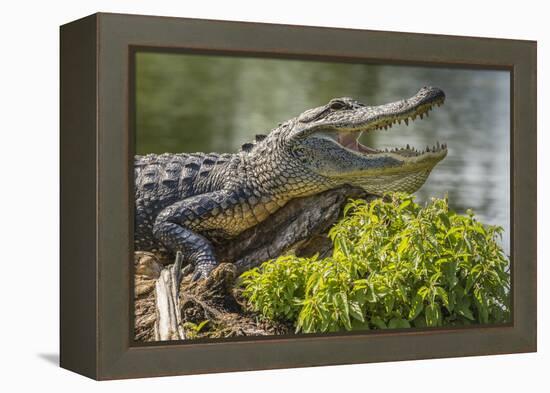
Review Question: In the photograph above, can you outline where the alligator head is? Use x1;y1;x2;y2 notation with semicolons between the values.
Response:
259;86;447;196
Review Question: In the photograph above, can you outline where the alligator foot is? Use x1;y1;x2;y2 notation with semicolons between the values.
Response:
190;257;218;282
152;220;218;281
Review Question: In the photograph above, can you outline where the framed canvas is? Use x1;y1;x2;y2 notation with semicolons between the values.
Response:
60;12;537;380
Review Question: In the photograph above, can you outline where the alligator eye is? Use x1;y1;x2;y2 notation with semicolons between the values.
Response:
294;147;309;163
330;101;346;110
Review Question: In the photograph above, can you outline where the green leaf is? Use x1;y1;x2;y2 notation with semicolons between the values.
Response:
435;287;449;308
445;226;463;238
447;291;456;313
472;224;486;236
425;304;441;327
384;294;395;314
195;320;209;332
351;319;370;331
474;289;489;324
443;260;458;288
408;293;424;320
417;286;430;300
413;314;427;328
399;199;412;211
465;275;475;293
366;283;377;302
349;301;365;322
335;237;351;258
388;318;411;329
397;236;409;256
457;300;475;320
336;292;352;330
439;213;451;229
370;316;387;329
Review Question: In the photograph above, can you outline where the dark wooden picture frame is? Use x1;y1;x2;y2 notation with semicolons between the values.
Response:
60;12;537;380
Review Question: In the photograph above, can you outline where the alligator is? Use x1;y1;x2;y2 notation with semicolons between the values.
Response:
135;86;447;280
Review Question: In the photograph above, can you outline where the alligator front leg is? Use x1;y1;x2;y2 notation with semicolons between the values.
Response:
153;221;217;281
152;191;239;281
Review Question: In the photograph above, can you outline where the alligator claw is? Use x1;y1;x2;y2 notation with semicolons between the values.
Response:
190;264;216;281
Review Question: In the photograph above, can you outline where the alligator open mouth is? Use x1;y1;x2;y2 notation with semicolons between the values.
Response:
327;91;447;159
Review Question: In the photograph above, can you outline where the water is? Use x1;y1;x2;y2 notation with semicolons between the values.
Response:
135;53;510;254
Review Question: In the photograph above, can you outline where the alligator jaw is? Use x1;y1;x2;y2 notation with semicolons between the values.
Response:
335;130;448;159
304;87;447;162
328;101;447;159
308;86;447;160
338;131;379;154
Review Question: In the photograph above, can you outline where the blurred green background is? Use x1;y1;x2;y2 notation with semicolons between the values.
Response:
135;52;510;254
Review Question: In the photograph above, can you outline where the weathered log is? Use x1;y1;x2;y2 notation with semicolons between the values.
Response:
215;185;371;273
154;252;186;341
134;252;162;341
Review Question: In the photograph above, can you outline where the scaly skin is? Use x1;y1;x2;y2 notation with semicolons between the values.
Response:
135;86;447;279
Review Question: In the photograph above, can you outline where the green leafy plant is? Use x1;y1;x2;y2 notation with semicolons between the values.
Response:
182;320;209;339
239;193;510;333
